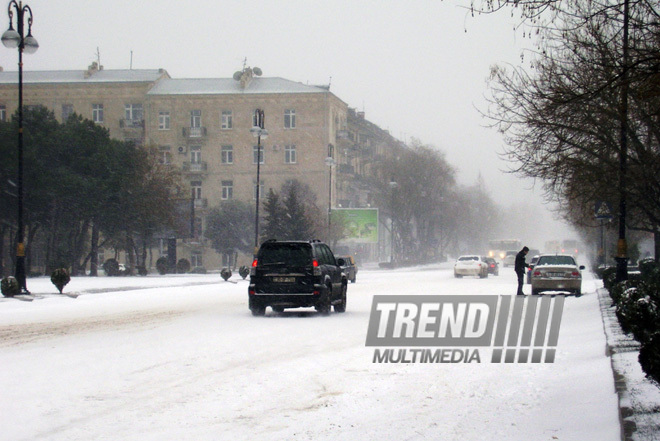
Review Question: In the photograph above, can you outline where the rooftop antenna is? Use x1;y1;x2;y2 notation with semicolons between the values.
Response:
242;57;247;70
130;50;133;70
328;76;332;89
95;47;101;67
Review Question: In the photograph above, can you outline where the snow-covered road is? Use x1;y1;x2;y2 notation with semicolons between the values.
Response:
0;265;620;441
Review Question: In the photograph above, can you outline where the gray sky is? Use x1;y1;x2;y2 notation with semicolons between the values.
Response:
0;0;575;245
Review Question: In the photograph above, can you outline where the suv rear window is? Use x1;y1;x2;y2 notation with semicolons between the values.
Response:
259;243;312;266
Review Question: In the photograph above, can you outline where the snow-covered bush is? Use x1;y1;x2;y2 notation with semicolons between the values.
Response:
221;268;232;281
50;268;70;294
608;259;660;383
238;265;249;279
601;266;617;291
177;258;191;274
1;276;19;297
103;259;120;277
156;257;168;275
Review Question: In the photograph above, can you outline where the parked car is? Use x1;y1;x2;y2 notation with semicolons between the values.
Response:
526;255;540;284
338;255;358;283
530;254;585;296
503;250;518;267
454;255;489;278
483;257;499;276
248;240;348;315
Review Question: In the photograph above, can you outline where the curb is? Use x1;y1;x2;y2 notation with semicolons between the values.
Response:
596;287;660;441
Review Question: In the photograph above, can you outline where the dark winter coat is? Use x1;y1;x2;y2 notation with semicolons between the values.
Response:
515;250;529;274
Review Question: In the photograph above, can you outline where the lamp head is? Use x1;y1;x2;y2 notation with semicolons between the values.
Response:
1;28;20;48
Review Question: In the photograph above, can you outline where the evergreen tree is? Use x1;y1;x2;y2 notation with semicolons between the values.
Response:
261;189;286;241
282;182;313;240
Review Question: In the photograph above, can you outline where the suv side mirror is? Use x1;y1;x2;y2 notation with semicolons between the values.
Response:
337;258;345;266
579;265;585;270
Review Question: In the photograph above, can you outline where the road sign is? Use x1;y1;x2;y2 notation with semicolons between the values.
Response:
595;201;613;220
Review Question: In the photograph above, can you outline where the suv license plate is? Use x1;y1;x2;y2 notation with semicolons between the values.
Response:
273;276;295;283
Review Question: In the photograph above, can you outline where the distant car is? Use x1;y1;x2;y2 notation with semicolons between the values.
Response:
526;255;540;284
503;250;517;267
530;254;585;296
483;257;499;276
337;255;358;283
454;255;489;278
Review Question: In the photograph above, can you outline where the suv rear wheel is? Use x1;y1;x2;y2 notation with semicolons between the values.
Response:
334;283;347;313
249;297;266;316
315;285;332;315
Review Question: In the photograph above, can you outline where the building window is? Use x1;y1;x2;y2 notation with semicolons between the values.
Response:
191;181;202;199
125;103;143;121
158;111;170;130
221;180;233;200
285;145;297;164
253;181;265;200
190;145;202;164
92;104;104;124
221;145;233;164
62;104;73;121
284;109;296;129
253;145;264;164
191;251;203;268
221;110;233;130
158;146;172;165
190;110;201;128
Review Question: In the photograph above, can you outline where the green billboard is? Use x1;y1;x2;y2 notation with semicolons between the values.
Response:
332;208;379;243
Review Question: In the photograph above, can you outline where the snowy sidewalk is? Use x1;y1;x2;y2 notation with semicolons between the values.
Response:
597;287;660;441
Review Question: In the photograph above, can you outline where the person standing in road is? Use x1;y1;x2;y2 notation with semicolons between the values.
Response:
515;246;531;296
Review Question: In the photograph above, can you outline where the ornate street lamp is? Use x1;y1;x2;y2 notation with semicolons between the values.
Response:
325;144;335;237
2;0;38;294
251;109;268;254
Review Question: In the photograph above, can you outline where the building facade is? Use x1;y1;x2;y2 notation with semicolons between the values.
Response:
0;63;353;271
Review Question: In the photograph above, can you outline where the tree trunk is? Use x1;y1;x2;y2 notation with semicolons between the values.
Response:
655;229;660;262
90;223;100;277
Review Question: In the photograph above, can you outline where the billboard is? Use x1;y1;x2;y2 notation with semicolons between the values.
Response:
332;208;379;243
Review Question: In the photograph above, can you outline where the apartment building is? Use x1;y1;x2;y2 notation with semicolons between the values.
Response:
0;63;349;270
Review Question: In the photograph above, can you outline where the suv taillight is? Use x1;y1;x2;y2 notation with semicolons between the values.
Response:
250;258;258;276
252;259;258;267
313;259;321;276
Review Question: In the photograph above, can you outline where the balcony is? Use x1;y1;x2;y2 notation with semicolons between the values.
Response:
183;127;207;138
119;118;145;129
193;198;208;209
182;162;208;173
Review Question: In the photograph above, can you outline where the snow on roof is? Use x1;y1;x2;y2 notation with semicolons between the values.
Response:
0;69;168;84
146;77;329;95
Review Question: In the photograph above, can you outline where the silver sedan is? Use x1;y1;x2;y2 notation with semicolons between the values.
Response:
530;254;584;296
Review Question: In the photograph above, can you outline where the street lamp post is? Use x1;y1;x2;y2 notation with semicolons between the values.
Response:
325;144;335;238
2;0;38;294
388;180;398;263
250;109;268;255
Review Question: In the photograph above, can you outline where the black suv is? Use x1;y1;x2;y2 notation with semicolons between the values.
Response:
248;240;348;316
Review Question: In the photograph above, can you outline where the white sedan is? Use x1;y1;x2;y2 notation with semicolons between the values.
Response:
454;255;489;278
